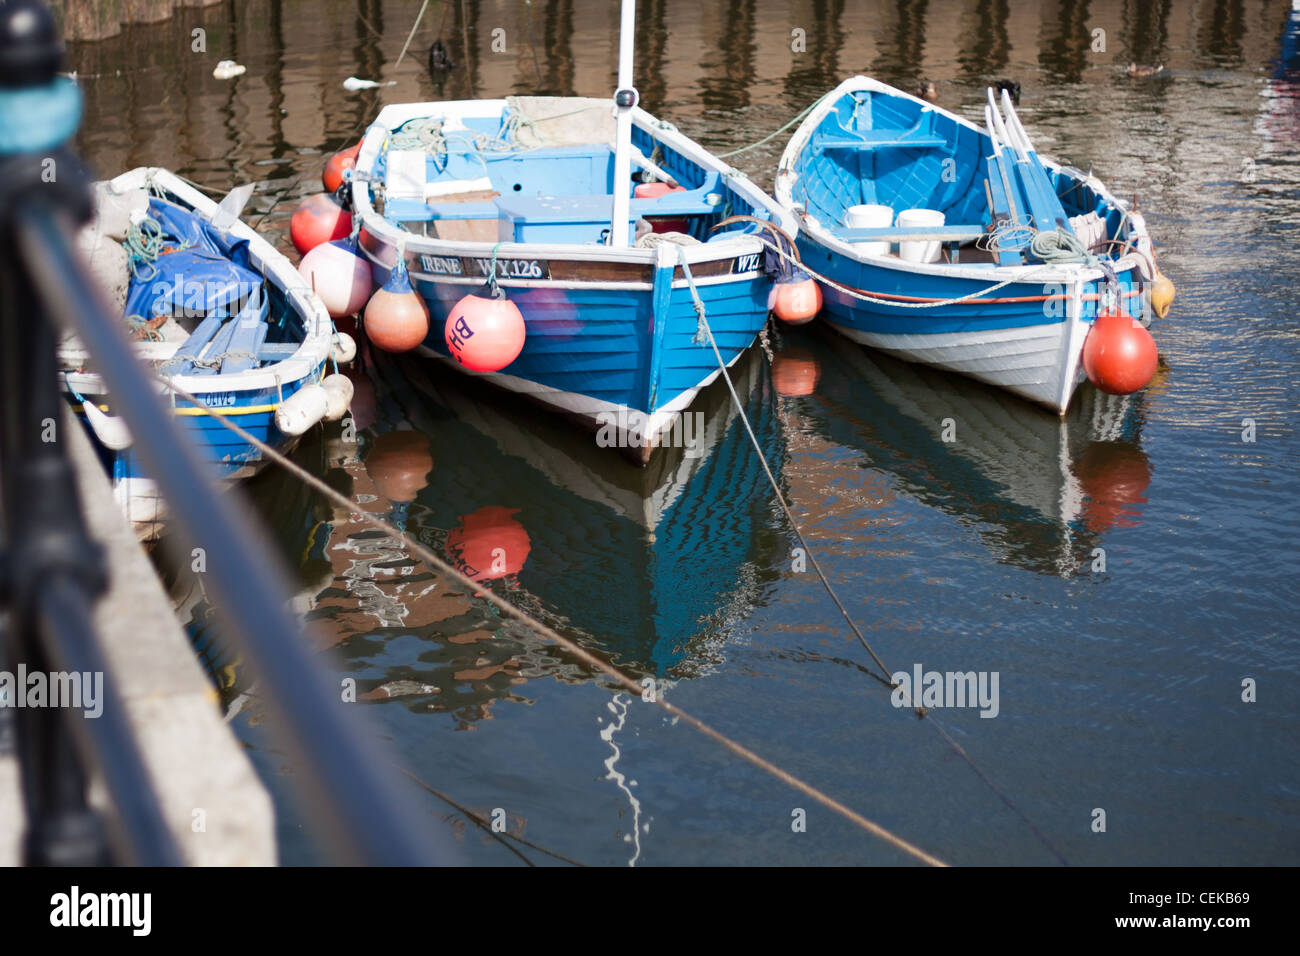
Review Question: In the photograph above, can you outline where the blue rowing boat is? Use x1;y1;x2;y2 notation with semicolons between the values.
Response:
349;92;796;463
59;167;338;541
774;77;1166;413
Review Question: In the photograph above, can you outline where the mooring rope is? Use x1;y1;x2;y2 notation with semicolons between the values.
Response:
675;246;1071;865
152;377;949;867
677;248;895;687
395;765;586;866
716;91;834;160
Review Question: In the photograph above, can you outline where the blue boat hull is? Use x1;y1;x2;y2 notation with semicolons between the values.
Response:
368;255;772;462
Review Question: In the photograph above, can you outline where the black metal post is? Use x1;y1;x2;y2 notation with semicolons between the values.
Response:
0;1;181;865
0;1;459;865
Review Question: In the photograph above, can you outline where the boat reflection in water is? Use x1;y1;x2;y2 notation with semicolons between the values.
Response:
190;343;788;730
792;333;1154;577
378;344;787;682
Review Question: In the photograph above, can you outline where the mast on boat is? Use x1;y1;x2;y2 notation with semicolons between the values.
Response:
609;0;637;248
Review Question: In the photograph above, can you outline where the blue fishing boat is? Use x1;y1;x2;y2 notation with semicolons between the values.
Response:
59;167;339;541
348;2;795;463
774;77;1169;413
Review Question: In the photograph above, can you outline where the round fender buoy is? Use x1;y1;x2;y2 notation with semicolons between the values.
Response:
1150;270;1176;319
363;256;429;353
446;505;531;581
330;330;358;365
1082;307;1158;395
320;373;355;422
298;238;372;318
276;384;329;436
771;271;822;325
1073;440;1152;533
290;193;352;255
771;348;822;396
445;288;526;372
322;141;362;194
364;430;433;503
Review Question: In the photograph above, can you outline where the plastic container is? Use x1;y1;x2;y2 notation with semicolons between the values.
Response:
843;204;895;256
896;208;946;264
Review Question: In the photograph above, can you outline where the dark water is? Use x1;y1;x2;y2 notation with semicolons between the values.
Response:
75;0;1300;865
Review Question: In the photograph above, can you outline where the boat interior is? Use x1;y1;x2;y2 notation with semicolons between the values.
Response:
790;87;1136;267
74;189;310;378
366;99;778;248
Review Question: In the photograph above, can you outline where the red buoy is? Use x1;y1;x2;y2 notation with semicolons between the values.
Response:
1073;440;1152;533
772;349;822;396
447;506;531;581
290;193;352;255
363;256;429;353
322;141;362;194
770;272;822;325
364;430;433;504
1082;307;1158;395
445;288;526;372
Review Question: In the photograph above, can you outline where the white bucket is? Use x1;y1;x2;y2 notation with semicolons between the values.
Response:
843;204;894;256
896;208;946;264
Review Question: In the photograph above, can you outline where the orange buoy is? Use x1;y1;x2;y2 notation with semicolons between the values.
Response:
770;271;822;325
290;192;352;255
445;287;526;372
363;256;429;353
298;238;372;318
1074;440;1152;533
1082;307;1158;395
322;141;362;193
447;506;531;581
1150;270;1176;319
364;429;433;503
771;348;822;396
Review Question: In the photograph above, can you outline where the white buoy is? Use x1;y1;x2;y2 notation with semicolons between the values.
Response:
83;401;132;450
298;239;372;318
330;331;358;365
321;374;354;422
275;384;328;436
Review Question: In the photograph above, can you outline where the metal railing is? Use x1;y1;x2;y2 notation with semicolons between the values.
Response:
0;0;459;866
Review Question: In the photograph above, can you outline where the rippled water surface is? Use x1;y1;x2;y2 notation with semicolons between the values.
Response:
75;0;1300;864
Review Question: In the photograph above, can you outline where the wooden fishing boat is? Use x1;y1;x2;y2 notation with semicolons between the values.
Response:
774;76;1168;413
59;167;339;541
347;6;795;463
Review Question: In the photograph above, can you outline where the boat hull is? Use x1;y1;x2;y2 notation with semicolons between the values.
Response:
364;242;771;463
807;245;1148;413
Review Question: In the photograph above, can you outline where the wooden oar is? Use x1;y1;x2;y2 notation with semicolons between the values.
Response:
997;89;1075;237
983;101;1027;264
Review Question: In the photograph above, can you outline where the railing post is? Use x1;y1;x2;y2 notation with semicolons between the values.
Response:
0;0;105;865
0;0;182;866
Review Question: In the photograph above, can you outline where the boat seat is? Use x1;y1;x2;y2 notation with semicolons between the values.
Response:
814;133;947;152
384;198;502;222
497;193;636;244
256;342;301;361
827;225;988;242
